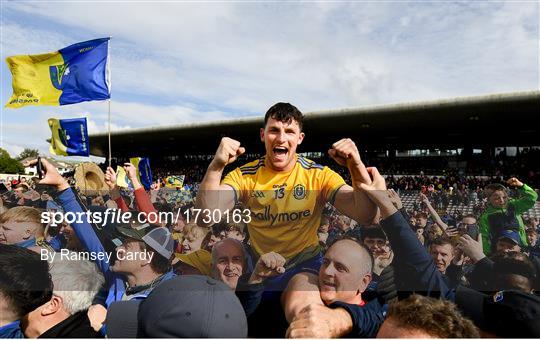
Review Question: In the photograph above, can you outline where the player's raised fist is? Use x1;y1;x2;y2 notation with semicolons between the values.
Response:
212;137;245;168
328;138;361;167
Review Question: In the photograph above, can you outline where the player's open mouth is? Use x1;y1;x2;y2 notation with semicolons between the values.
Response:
273;146;288;157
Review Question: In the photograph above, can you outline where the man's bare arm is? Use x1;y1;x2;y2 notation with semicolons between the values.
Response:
195;137;244;227
420;193;448;230
328;139;379;225
281;272;324;323
333;185;379;225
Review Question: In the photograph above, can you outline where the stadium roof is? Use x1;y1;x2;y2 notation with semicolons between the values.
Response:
89;90;540;158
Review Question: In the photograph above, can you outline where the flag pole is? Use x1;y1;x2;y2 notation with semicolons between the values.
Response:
108;99;111;168
107;36;112;169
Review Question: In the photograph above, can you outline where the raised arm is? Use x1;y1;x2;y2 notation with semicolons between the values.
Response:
420;192;448;231
123;163;157;216
105;167;129;212
195;137;244;227
25;159;112;278
329;138;379;225
507;178;538;214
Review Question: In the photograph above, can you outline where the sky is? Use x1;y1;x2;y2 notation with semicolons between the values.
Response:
0;1;538;160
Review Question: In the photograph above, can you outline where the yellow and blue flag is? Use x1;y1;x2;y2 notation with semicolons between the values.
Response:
116;166;131;189
48;118;90;156
130;157;153;191
165;175;185;188
6;38;111;108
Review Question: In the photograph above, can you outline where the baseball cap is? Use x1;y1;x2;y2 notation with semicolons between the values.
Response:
455;286;540;337
441;215;455;225
116;224;174;260
106;275;248;338
497;230;521;245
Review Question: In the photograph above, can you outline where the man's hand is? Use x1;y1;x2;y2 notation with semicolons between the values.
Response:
123;163;142;189
22;159;69;191
286;304;353;338
507;177;524;188
419;192;430;204
211;137;245;169
105;167;121;200
457;234;485;264
249;251;286;284
87;304;107;332
104;167;117;190
444;226;460;238
123;163;137;181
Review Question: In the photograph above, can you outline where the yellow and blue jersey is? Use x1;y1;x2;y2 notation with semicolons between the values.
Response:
222;155;345;260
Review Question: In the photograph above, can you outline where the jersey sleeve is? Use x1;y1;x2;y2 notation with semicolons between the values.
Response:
321;167;346;204
221;167;244;202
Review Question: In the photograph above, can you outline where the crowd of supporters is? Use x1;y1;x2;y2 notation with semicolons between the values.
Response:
1;102;540;338
0;157;540;337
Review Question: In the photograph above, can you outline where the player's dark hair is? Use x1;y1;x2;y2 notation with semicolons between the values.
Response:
264;102;304;131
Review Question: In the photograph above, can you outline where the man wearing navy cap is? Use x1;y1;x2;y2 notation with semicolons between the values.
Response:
496;229;523;253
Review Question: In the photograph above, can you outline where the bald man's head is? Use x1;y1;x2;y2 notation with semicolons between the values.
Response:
319;238;373;305
211;238;246;290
